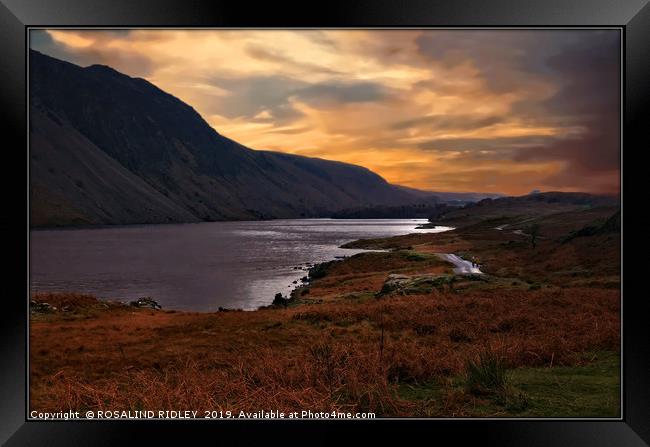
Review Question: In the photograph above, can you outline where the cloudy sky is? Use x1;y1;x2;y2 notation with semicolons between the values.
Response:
30;29;620;195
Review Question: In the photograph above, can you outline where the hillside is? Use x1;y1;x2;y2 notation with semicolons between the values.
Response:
427;191;619;227
30;50;425;227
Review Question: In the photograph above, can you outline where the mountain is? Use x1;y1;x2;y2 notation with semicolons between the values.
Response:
30;50;427;227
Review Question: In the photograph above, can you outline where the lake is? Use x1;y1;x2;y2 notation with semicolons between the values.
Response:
29;219;453;311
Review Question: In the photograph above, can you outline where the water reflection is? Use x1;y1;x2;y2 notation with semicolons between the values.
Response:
30;219;453;311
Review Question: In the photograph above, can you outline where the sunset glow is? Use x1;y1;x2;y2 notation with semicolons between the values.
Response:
30;29;620;195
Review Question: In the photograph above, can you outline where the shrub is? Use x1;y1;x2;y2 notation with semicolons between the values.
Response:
402;251;427;262
308;261;337;279
272;293;287;306
465;350;509;396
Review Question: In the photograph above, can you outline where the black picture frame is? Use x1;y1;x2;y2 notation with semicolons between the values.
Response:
1;0;647;445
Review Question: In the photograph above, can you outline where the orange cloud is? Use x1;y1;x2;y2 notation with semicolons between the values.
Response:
30;29;620;195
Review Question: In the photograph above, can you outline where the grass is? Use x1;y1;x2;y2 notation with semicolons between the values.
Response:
30;287;619;417
509;351;620;417
29;206;620;417
465;350;509;396
397;351;619;417
400;250;438;262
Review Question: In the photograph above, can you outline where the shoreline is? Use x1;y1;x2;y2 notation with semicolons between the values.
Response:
29;216;436;232
29;244;382;313
30;220;443;313
29;206;621;417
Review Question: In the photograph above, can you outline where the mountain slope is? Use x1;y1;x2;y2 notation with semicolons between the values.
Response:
30;107;198;226
29;50;421;226
430;191;619;227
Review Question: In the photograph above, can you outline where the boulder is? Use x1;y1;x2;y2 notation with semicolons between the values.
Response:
30;300;56;314
129;297;162;310
378;274;456;297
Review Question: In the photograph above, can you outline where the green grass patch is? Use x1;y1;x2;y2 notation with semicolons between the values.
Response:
342;291;376;303
508;351;620;417
400;250;434;262
397;351;620;418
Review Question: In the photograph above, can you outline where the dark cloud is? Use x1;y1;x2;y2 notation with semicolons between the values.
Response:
513;31;620;190
29;29;67;58
73;29;133;40
392;114;504;132
415;30;583;93
418;135;554;152
415;30;620;192
538;32;620;120
205;75;306;124
515;132;619;173
29;30;156;77
293;81;392;107
339;30;433;68
207;75;393;124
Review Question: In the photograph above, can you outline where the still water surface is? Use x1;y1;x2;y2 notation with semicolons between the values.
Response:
30;219;452;311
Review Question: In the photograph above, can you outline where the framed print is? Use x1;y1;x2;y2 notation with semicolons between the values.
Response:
0;0;647;445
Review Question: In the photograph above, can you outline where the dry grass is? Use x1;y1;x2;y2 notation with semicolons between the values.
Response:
30;286;619;416
30;292;102;309
349;207;620;288
29;206;620;417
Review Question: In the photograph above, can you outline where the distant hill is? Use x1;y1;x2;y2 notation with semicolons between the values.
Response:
394;185;502;204
430;191;619;227
330;203;462;219
478;191;619;208
30;50;431;227
330;188;503;219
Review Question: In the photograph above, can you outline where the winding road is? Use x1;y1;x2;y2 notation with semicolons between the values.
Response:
436;253;483;275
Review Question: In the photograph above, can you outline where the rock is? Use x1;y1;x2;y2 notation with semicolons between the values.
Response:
218;306;243;312
378;273;456;297
129;297;162;310
30;301;55;313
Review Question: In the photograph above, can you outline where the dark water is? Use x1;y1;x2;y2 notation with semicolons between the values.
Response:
29;219;453;311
